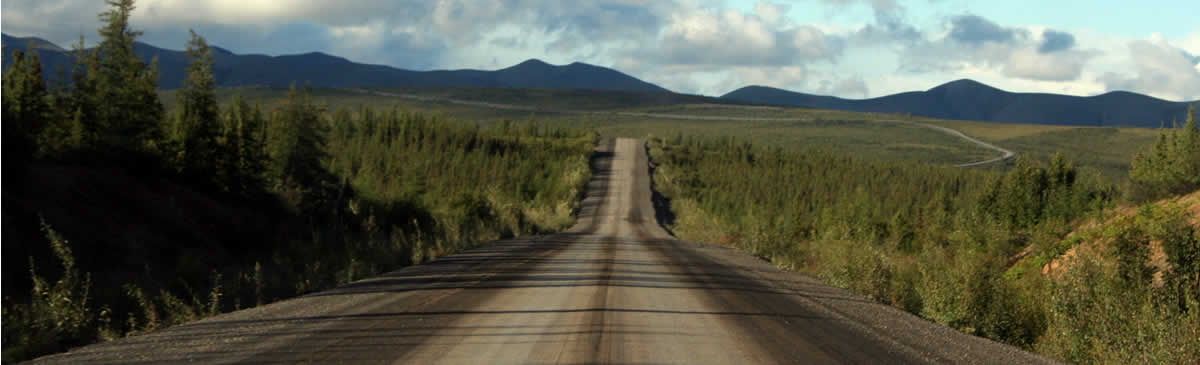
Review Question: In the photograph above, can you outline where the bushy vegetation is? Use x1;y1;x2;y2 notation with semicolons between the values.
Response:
1130;106;1199;201
1;1;594;362
1035;201;1200;363
650;126;1199;362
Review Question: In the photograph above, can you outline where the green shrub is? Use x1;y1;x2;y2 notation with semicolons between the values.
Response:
1130;105;1200;201
2;221;96;363
649;134;1112;354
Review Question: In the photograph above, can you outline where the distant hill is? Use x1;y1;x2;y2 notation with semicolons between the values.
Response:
722;79;1198;128
1;33;668;92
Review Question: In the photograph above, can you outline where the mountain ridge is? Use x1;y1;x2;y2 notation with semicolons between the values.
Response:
722;81;1198;128
4;32;1196;127
0;33;668;93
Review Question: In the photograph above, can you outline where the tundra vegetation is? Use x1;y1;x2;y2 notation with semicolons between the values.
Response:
650;106;1199;363
1;1;593;362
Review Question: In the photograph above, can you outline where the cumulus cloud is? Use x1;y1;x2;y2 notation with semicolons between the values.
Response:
2;0;672;70
947;15;1025;44
1003;48;1095;81
826;0;922;44
817;76;870;98
643;5;842;67
896;14;1096;83
1101;39;1200;101
2;0;1196;99
1038;30;1076;53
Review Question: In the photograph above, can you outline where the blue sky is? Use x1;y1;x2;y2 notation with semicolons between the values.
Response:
3;0;1198;100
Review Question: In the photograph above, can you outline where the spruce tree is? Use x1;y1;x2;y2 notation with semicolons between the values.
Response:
92;0;164;154
65;36;102;151
2;45;52;184
221;94;267;195
1131;105;1200;199
175;30;221;187
268;85;334;212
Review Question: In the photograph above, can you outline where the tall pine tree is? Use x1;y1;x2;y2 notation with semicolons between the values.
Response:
2;45;51;185
1131;105;1200;200
92;0;164;154
221;94;267;195
175;30;221;187
268;85;335;213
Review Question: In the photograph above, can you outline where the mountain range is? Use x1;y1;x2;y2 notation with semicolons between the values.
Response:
722;81;1197;127
3;33;1196;127
1;33;667;92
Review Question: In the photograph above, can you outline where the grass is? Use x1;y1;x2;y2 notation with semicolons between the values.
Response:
921;118;1160;181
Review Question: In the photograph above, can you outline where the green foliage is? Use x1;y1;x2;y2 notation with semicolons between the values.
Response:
89;0;166;154
173;31;222;186
3;2;597;362
2;221;96;363
1037;203;1200;363
1130;105;1200;200
979;153;1112;230
652;132;1200;363
267;85;337;213
2;45;51;183
219;95;269;196
649;135;1111;351
4;102;592;363
325;109;595;240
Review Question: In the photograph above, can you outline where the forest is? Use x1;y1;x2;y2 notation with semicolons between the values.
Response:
648;107;1200;363
1;1;594;362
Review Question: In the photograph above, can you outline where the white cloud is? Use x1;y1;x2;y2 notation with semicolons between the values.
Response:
754;1;789;26
3;0;1198;99
643;4;841;67
1003;47;1096;81
816;75;869;98
1101;38;1200;101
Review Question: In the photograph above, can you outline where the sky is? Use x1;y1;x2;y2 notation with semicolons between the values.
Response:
3;0;1199;101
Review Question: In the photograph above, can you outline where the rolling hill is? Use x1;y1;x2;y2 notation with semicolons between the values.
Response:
721;79;1198;128
1;33;668;92
6;32;1196;127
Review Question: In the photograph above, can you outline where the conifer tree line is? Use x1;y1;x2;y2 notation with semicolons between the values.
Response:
2;0;596;362
4;5;265;197
1;0;351;203
1130;106;1200;200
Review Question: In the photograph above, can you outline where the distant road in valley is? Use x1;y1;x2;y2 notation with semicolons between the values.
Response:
349;89;1016;168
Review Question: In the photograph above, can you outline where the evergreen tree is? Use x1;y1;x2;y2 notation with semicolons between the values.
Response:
92;0;165;153
1130;105;1200;200
268;85;334;212
65;36;102;151
221;94;267;195
175;30;221;186
2;45;51;184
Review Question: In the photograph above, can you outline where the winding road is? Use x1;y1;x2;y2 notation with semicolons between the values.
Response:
32;138;1048;364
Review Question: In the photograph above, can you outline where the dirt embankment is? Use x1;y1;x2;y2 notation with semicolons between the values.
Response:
1041;190;1200;284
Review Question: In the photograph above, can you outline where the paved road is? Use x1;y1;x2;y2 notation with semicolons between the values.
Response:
32;138;1050;364
349;89;1016;168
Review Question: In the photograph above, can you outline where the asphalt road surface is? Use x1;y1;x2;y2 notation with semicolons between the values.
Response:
31;138;1051;364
